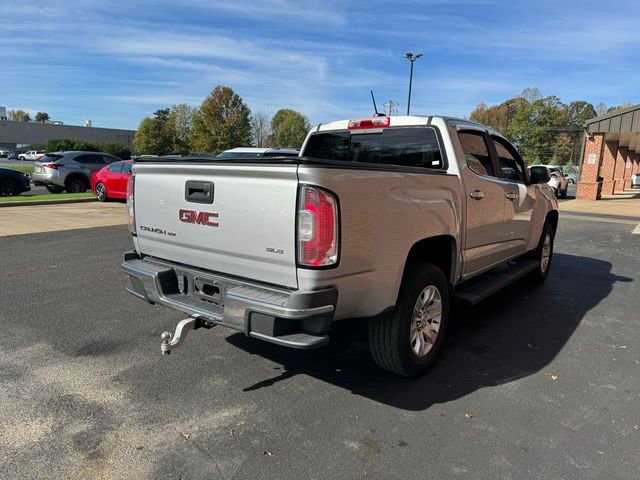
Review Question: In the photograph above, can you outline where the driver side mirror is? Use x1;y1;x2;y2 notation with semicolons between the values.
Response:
529;166;550;184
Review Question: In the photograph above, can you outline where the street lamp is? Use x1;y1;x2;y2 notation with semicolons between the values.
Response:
405;52;423;115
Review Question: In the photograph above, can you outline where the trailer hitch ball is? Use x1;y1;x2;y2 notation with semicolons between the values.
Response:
160;331;173;355
159;317;198;355
159;317;214;355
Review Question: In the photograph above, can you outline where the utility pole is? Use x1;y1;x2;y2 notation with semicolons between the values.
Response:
384;100;399;116
405;52;423;115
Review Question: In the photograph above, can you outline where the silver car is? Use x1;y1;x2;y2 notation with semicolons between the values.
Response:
32;151;122;193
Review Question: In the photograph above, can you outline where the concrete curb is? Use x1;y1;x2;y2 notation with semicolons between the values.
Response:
0;197;97;208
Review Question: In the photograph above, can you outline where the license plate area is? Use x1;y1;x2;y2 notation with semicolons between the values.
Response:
193;276;221;303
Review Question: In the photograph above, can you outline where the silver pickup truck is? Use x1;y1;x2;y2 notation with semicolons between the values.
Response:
122;115;558;377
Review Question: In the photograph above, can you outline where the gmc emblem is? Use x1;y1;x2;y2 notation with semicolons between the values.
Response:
179;209;219;227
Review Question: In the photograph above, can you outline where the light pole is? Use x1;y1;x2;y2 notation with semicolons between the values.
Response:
405;52;422;115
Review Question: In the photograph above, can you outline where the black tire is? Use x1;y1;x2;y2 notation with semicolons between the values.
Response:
45;185;65;194
95;182;108;202
65;176;88;193
528;222;555;284
368;263;450;377
0;178;20;197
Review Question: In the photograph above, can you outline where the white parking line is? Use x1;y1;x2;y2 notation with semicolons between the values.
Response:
632;222;640;234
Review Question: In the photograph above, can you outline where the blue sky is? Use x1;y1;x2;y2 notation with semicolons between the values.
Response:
1;0;639;130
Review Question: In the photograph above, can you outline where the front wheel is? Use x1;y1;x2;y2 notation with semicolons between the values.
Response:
528;222;555;284
0;178;20;196
368;262;450;377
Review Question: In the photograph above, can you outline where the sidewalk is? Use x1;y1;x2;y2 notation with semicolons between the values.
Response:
558;191;639;219
0;202;127;236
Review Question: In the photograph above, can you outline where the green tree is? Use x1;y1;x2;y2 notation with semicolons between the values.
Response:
191;86;252;153
97;142;131;159
471;93;598;165
9;109;31;121
35;112;50;123
133;109;173;155
270;109;310;148
46;138;77;152
46;138;130;157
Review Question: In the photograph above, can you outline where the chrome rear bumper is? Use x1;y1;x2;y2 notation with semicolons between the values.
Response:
121;252;337;349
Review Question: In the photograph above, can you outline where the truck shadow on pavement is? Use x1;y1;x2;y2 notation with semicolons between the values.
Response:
227;253;632;410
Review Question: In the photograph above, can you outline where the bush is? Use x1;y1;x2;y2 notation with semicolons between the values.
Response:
45;138;131;159
97;142;132;160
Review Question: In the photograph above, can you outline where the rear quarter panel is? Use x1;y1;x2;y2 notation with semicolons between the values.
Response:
297;166;462;319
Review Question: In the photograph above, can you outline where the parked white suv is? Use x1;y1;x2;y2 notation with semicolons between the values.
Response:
122;115;558;377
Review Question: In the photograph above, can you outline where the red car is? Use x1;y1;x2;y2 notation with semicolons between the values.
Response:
91;160;133;201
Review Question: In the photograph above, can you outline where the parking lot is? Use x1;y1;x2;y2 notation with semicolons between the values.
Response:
1;209;638;479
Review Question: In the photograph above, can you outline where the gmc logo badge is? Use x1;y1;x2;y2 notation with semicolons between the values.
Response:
179;209;219;227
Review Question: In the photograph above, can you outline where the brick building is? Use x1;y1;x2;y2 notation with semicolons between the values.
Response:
577;105;640;200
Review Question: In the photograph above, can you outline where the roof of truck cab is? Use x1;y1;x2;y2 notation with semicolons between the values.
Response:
314;115;493;133
220;147;299;154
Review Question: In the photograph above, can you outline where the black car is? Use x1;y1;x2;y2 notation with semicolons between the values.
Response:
0;168;31;196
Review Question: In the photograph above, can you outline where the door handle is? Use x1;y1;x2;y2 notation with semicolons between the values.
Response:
469;190;485;199
505;192;519;200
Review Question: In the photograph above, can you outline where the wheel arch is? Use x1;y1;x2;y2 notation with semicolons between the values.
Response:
397;235;457;302
65;173;90;189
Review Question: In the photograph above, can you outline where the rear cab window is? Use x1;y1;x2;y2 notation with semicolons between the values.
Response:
303;127;444;170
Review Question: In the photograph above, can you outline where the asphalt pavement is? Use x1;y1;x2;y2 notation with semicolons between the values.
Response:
1;217;639;479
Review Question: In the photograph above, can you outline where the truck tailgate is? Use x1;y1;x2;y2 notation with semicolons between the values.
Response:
133;162;299;289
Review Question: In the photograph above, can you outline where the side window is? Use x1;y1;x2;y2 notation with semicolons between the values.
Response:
76;154;103;164
108;162;124;173
121;163;133;174
458;130;494;176
492;137;525;183
74;155;92;164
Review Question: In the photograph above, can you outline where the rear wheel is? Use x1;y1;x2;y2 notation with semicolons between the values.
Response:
65;176;88;193
45;185;65;194
368;263;450;377
528;222;555;284
0;178;20;196
95;182;108;202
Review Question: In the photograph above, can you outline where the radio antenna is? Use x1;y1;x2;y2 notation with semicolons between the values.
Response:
370;90;383;116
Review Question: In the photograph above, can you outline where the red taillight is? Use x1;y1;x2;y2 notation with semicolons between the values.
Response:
347;116;390;130
42;163;58;170
297;186;339;267
127;175;136;235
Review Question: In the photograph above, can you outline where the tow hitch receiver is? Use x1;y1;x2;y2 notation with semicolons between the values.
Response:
160;317;214;355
